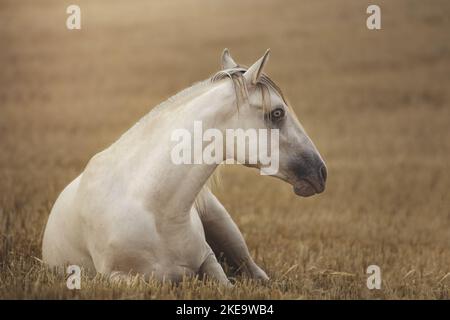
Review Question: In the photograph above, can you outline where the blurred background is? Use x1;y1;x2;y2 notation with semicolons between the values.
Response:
0;0;449;298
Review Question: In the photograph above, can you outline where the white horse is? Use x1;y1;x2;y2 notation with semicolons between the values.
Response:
42;49;327;285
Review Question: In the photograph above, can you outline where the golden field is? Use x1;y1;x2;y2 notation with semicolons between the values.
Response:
0;0;449;299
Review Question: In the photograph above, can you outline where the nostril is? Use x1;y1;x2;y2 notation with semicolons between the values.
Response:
320;165;327;183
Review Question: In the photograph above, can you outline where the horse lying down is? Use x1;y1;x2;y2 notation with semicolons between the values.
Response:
42;49;327;286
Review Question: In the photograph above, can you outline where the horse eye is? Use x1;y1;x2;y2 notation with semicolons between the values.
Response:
270;108;285;120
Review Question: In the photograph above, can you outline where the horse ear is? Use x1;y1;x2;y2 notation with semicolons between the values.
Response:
243;49;270;85
221;48;238;69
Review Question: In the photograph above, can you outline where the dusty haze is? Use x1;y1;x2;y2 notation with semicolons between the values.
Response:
0;0;449;298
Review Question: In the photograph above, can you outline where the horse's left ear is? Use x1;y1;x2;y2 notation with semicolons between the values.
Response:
243;49;270;85
221;48;238;69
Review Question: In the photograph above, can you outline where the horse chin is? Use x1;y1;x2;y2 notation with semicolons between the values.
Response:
293;181;316;197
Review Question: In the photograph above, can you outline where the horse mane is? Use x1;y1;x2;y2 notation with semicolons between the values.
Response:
211;66;288;114
148;65;288;121
143;66;290;214
196;67;291;213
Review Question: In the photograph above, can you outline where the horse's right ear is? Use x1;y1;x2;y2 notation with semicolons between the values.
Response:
221;48;238;69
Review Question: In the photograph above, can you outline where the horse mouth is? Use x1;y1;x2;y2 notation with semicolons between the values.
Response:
293;178;322;197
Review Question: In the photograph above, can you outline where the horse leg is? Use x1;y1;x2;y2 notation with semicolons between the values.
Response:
199;252;232;286
109;270;141;285
198;189;269;281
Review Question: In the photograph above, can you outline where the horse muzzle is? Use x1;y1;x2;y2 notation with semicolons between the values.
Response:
292;163;327;197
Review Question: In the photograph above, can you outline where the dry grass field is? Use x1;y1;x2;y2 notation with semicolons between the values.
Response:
0;0;449;299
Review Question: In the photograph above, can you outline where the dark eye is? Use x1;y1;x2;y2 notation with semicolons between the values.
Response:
270;108;285;120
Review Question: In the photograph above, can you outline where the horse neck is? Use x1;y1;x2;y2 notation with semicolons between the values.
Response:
131;79;236;221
